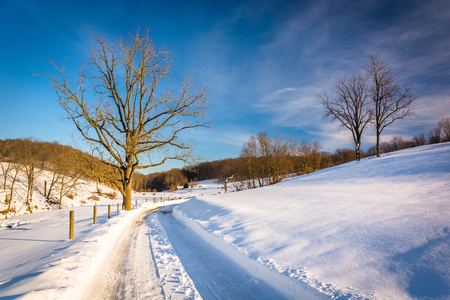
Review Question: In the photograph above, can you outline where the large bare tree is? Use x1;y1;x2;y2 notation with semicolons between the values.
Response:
42;30;210;210
365;55;416;157
320;74;372;161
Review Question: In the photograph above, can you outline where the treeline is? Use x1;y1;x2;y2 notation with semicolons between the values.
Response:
367;117;450;155
132;133;369;192
134;117;450;192
4;118;449;197
0;138;115;213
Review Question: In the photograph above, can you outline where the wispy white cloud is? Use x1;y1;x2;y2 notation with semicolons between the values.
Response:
254;86;322;129
193;128;251;147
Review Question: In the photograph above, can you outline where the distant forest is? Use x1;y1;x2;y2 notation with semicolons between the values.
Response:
1;117;449;194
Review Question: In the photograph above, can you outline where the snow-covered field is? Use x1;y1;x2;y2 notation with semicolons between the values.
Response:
0;143;449;299
174;143;450;299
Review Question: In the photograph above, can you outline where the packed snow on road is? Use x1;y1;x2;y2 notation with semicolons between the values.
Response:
0;143;449;299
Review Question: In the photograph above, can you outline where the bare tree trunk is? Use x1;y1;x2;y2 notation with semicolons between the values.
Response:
59;184;63;210
123;180;132;211
8;182;15;211
376;128;381;158
7;171;19;211
1;163;12;190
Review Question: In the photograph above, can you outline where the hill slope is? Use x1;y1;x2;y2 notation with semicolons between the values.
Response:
174;143;450;299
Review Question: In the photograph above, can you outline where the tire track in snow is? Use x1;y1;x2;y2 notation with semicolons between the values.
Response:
156;210;288;300
147;210;202;299
82;209;163;300
120;211;164;299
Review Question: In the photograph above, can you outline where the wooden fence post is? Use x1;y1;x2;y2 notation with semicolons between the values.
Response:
69;211;74;240
93;206;97;224
108;204;111;218
117;203;120;213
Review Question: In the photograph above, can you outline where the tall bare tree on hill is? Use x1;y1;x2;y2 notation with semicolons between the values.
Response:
41;30;210;210
320;74;372;161
365;55;416;157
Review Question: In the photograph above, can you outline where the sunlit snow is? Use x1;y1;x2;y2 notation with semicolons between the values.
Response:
0;143;449;299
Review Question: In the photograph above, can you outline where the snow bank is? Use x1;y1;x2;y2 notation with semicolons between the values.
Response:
173;207;328;300
173;143;450;299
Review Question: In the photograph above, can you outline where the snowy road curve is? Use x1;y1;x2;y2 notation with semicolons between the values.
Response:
83;207;289;299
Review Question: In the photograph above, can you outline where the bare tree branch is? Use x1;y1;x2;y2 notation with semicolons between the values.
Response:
38;29;210;210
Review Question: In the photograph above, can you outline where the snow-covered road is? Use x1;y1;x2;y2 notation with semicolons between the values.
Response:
81;206;291;300
82;208;163;300
157;210;288;300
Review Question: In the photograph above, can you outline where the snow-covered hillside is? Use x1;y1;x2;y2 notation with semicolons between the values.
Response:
0;143;448;299
174;143;450;299
0;163;120;220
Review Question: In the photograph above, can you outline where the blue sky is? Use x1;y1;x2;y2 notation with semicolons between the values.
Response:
1;0;449;172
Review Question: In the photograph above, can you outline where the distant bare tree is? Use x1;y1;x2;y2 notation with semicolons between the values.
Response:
365;55;416;157
320;74;372;161
297;140;322;173
240;136;259;188
390;136;406;151
412;133;426;146
44;147;83;209
20;139;44;213
428;126;442;144
0;140;13;190
4;154;21;213
240;132;296;186
437;117;450;142
428;117;450;144
55;167;82;210
270;134;297;183
41;30;210;210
